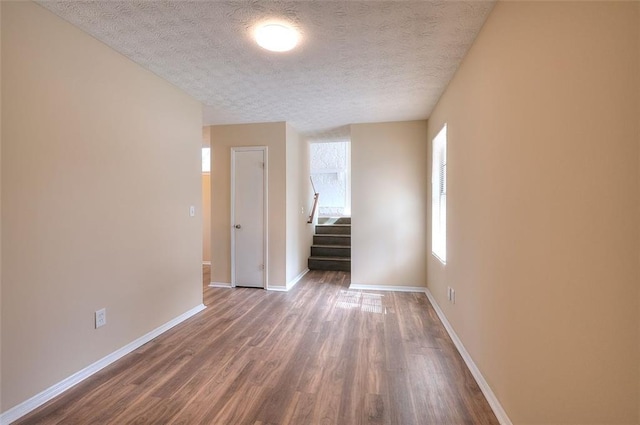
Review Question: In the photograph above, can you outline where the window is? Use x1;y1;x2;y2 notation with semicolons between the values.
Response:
202;147;211;173
432;125;447;263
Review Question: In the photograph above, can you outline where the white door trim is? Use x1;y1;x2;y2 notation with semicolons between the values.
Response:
230;146;268;289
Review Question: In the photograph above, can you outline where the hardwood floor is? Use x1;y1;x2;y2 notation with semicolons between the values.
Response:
16;267;499;425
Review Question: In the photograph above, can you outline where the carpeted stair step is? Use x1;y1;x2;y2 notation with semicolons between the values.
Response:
308;256;351;272
315;224;351;235
313;234;350;246
311;245;351;258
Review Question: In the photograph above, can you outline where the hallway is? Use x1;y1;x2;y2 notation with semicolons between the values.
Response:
17;270;498;424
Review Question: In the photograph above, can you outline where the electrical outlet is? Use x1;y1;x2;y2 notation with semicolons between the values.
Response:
447;286;456;304
95;308;106;328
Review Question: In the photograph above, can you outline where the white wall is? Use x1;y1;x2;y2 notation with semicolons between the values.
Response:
1;1;203;412
351;120;428;288
285;125;313;284
427;2;639;423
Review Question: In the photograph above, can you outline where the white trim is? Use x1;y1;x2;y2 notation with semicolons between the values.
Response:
264;269;309;292
0;303;206;425
286;268;309;290
425;289;512;425
266;285;288;292
348;283;427;293
230;146;268;289
202;261;211;266
208;282;232;288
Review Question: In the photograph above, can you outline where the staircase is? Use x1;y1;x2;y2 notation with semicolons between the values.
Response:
308;217;351;272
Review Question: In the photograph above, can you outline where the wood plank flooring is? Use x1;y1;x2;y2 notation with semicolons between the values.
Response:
16;267;499;425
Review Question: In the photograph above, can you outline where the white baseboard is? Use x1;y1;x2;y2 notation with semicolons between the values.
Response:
287;268;309;290
424;289;512;425
266;285;287;292
202;261;211;266
209;282;232;288
348;283;427;293
266;268;310;292
0;303;206;425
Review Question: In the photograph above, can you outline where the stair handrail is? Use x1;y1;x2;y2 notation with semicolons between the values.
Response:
308;176;319;224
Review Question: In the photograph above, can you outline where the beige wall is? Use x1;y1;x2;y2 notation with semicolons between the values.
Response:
202;173;211;263
351;121;428;287
427;2;639;423
1;1;203;412
0;0;3;409
209;123;287;287
202;126;211;147
285;124;313;283
209;122;311;288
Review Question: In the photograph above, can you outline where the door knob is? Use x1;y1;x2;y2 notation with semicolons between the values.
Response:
235;224;242;229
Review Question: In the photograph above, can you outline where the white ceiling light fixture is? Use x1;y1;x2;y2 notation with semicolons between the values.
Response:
255;23;299;52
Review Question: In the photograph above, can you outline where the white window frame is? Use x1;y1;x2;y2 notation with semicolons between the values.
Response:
432;125;447;264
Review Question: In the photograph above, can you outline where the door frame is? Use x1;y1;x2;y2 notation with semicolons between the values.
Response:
230;146;269;289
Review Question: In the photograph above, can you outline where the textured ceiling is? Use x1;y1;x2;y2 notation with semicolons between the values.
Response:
38;1;495;139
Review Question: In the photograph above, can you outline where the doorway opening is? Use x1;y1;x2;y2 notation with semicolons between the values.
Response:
307;140;351;272
310;141;351;218
202;145;211;289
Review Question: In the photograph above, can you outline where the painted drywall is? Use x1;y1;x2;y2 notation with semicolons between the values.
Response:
427;2;639;423
202;173;211;263
285;124;313;284
203;126;211;148
1;1;203;412
637;8;640;422
0;0;3;409
209;123;287;287
351;120;428;288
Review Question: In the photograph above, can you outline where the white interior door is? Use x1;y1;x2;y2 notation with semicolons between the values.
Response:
231;147;266;288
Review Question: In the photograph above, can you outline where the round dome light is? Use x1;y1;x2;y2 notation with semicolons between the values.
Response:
255;24;299;52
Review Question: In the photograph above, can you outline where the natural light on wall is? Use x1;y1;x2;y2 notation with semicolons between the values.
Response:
432;125;447;263
202;147;211;173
